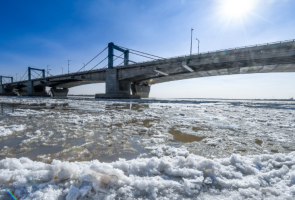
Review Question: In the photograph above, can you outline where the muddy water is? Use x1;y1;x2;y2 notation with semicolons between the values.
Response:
0;102;152;162
1;98;295;162
169;128;207;143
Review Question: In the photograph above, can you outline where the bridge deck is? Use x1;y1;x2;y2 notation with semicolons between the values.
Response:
1;39;295;91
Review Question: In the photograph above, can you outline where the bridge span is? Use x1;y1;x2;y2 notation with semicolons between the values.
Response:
1;39;295;98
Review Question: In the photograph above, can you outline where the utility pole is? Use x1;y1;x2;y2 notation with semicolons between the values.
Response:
61;67;63;74
47;65;50;77
196;38;200;55
190;28;193;56
68;60;71;74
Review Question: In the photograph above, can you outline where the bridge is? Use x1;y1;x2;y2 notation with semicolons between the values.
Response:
1;39;295;99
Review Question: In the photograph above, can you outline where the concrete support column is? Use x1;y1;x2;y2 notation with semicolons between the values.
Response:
105;69;118;94
105;69;132;95
0;85;6;95
27;81;33;95
50;88;69;97
131;82;151;98
96;69;140;99
27;81;49;96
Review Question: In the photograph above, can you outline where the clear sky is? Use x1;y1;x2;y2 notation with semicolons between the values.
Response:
1;0;295;99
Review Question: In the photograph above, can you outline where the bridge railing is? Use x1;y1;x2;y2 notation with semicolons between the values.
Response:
204;39;295;54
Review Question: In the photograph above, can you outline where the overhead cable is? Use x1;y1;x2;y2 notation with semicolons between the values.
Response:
102;53;124;68
129;51;156;60
19;70;28;81
77;46;108;72
89;56;108;71
31;73;37;79
113;54;137;64
32;70;42;78
117;45;164;59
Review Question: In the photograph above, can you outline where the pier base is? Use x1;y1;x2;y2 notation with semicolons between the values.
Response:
50;88;69;97
95;93;140;99
95;69;141;99
131;82;150;98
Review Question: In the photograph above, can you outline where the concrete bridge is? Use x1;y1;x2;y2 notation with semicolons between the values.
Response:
1;39;295;98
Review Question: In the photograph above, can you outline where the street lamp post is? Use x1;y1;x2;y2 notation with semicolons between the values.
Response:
190;28;193;56
196;38;200;55
61;67;63;74
68;60;71;74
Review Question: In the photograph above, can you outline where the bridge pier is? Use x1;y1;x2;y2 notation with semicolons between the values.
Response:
131;82;150;98
0;85;17;96
27;81;49;96
50;87;69;97
95;69;140;99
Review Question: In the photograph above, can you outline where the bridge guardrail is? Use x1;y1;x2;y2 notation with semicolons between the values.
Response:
115;46;295;68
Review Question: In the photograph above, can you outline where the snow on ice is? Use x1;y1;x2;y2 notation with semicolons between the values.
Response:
0;147;295;199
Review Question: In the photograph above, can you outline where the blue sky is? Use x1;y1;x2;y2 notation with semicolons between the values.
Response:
1;0;295;98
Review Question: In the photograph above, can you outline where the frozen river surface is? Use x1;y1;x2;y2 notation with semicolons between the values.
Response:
0;96;295;199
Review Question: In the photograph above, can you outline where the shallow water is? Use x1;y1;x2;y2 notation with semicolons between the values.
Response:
1;97;295;163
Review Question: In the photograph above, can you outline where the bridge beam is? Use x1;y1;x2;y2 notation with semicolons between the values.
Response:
181;61;194;72
25;67;49;96
28;67;45;81
152;67;169;76
108;42;129;69
0;76;13;84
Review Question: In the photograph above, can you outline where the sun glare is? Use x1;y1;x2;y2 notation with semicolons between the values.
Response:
220;0;255;19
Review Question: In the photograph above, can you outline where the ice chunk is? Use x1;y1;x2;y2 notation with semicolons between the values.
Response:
66;186;79;200
0;125;26;137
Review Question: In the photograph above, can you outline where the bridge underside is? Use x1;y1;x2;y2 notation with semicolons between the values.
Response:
46;80;104;89
2;64;295;98
146;63;295;84
0;79;105;97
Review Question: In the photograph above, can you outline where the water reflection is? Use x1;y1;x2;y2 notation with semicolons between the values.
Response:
0;103;18;116
105;103;149;111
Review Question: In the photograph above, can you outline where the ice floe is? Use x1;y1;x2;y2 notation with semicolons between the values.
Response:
0;125;26;137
